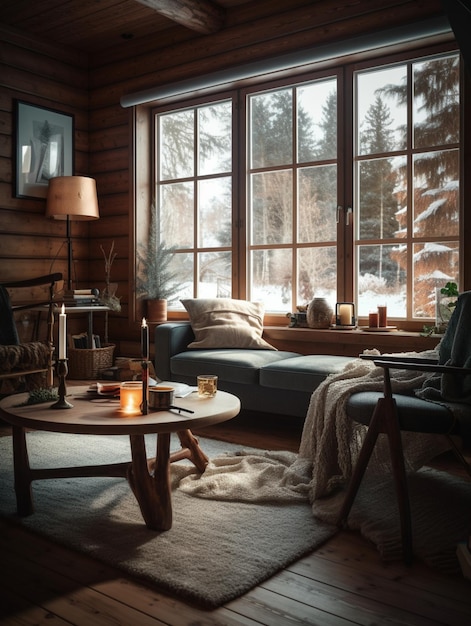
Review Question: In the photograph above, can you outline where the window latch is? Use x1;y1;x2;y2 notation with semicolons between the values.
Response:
345;206;353;226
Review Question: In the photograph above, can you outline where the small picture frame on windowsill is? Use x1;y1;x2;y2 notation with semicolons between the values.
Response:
14;100;74;199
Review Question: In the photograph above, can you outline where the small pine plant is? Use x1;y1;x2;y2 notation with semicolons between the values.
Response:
136;209;183;303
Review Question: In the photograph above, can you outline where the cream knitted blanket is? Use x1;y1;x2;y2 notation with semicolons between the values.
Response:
180;349;448;505
299;349;448;503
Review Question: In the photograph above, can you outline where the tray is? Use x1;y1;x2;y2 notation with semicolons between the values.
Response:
359;326;397;332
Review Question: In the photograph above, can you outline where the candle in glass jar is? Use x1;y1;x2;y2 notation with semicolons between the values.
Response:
377;305;387;327
141;317;149;361
120;381;142;414
368;312;379;328
59;304;67;359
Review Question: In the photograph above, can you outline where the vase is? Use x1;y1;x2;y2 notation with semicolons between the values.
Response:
307;298;333;329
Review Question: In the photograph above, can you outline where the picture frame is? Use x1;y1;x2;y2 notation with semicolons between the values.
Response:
14;100;74;199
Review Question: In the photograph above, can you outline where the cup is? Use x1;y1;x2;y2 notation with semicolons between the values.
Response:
149;386;175;410
368;312;379;328
120;381;142;414
377;305;388;327
197;375;218;398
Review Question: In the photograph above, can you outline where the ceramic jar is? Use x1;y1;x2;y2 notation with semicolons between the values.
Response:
307;298;334;329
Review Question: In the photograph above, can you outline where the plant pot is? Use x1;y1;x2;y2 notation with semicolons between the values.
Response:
146;298;167;323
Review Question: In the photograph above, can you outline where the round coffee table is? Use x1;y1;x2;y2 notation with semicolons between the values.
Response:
0;386;240;530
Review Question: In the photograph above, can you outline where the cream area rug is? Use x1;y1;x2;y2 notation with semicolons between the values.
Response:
0;431;335;608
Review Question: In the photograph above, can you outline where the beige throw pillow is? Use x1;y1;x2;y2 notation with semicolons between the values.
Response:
181;298;276;350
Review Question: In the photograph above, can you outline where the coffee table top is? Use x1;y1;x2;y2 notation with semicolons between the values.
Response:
0;386;240;435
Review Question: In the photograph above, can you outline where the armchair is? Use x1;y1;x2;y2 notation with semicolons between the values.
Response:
0;273;62;395
337;291;471;565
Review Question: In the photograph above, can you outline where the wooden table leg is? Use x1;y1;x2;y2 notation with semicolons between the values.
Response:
127;432;172;531
12;425;34;516
176;429;209;473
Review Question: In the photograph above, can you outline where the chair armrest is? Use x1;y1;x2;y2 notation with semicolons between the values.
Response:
1;273;62;289
154;322;195;380
372;358;471;376
360;354;439;365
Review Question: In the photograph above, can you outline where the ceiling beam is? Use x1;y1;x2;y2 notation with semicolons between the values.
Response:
133;0;225;34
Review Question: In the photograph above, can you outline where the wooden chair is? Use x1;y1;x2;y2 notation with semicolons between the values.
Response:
0;273;63;395
337;292;471;565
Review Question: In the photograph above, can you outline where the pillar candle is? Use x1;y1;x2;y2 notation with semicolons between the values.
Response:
339;303;353;325
141;317;149;361
59;304;67;359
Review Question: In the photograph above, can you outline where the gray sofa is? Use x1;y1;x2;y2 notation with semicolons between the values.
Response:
154;322;354;418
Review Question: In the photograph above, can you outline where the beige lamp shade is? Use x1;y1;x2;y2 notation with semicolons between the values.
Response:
46;176;99;220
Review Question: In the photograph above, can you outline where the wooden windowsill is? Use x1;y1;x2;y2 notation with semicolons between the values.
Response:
261;325;441;356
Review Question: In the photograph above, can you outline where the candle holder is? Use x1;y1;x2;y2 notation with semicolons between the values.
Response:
335;302;356;328
141;360;149;415
50;358;73;409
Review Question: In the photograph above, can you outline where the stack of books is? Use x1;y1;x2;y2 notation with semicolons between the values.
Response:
63;288;100;306
69;332;102;349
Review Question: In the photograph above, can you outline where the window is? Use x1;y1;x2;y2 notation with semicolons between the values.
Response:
151;44;461;323
156;99;234;301
354;53;460;319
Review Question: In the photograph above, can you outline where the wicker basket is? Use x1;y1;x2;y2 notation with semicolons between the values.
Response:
68;344;115;380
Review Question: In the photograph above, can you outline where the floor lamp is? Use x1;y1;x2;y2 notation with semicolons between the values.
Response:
46;176;100;293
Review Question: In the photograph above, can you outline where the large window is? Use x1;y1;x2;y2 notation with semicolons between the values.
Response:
152;45;461;323
354;53;460;319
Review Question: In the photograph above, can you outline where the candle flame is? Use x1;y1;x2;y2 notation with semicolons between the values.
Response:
141;317;147;327
61;303;65;314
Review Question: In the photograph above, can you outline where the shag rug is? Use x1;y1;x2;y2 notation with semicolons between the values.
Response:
0;431;335;608
311;466;471;575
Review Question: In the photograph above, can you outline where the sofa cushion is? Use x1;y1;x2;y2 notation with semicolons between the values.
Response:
181;298;275;350
260;354;355;393
171;349;300;385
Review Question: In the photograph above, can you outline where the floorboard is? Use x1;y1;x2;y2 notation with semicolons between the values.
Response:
0;405;470;625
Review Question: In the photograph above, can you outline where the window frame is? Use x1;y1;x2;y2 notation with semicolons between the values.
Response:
132;39;466;331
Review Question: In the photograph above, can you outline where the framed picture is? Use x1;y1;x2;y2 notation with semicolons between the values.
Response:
14;100;74;199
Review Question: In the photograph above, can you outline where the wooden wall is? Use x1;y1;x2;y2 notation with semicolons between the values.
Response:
0;0;449;357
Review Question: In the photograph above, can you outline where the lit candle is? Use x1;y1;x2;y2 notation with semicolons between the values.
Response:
59;304;67;359
141;317;149;361
339;303;353;325
120;381;143;414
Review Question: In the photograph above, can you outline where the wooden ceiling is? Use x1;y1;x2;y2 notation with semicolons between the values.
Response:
0;0;255;54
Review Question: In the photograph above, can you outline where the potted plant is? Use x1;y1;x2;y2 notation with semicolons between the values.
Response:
136;210;182;322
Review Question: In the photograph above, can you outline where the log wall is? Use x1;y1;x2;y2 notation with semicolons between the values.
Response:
0;0;449;356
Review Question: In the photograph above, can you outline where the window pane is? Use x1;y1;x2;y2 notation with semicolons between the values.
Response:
198;177;232;248
160;182;194;248
413;242;459;318
298;165;337;243
357;66;407;155
198;251;232;298
250;170;292;245
297;79;337;162
250;248;292;311
170;252;194;307
159;110;194;180
250;89;293;168
357;156;404;240
198;102;232;175
357;244;407;317
413;149;459;237
298;246;336;305
413;55;460;149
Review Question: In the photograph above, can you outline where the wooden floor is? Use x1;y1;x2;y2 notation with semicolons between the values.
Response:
1;410;471;626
